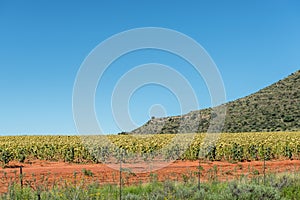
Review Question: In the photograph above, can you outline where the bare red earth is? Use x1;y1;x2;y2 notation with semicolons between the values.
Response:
1;159;300;194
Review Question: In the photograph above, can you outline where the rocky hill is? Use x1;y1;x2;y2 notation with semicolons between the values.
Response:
129;70;300;134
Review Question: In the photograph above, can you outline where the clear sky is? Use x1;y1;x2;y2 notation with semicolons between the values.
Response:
0;0;299;135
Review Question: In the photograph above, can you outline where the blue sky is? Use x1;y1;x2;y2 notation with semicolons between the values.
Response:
0;1;299;135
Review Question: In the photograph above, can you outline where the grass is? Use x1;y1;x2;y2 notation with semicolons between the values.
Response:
1;171;300;200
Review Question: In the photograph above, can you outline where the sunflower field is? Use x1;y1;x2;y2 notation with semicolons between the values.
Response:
0;132;300;166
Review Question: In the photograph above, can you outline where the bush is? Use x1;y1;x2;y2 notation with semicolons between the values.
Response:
0;148;13;166
124;193;143;200
229;182;280;200
231;143;244;161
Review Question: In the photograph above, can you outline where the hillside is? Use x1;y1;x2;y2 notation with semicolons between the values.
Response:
130;70;300;134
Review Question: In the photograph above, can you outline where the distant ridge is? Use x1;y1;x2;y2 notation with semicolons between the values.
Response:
129;70;300;134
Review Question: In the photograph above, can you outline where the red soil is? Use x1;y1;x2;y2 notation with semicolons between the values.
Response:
1;159;299;194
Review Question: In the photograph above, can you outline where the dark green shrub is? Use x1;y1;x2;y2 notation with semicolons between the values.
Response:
82;168;94;177
0;148;13;166
283;115;294;122
17;148;26;163
231;143;244;161
64;146;75;162
284;145;293;159
248;144;258;160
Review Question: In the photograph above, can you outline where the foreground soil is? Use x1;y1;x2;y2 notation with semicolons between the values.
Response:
1;159;300;194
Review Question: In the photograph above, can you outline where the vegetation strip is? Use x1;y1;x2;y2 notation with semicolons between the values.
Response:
1;132;300;165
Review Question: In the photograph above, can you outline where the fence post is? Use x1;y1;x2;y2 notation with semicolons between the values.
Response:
119;150;123;200
198;159;201;191
19;166;23;189
263;145;266;185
